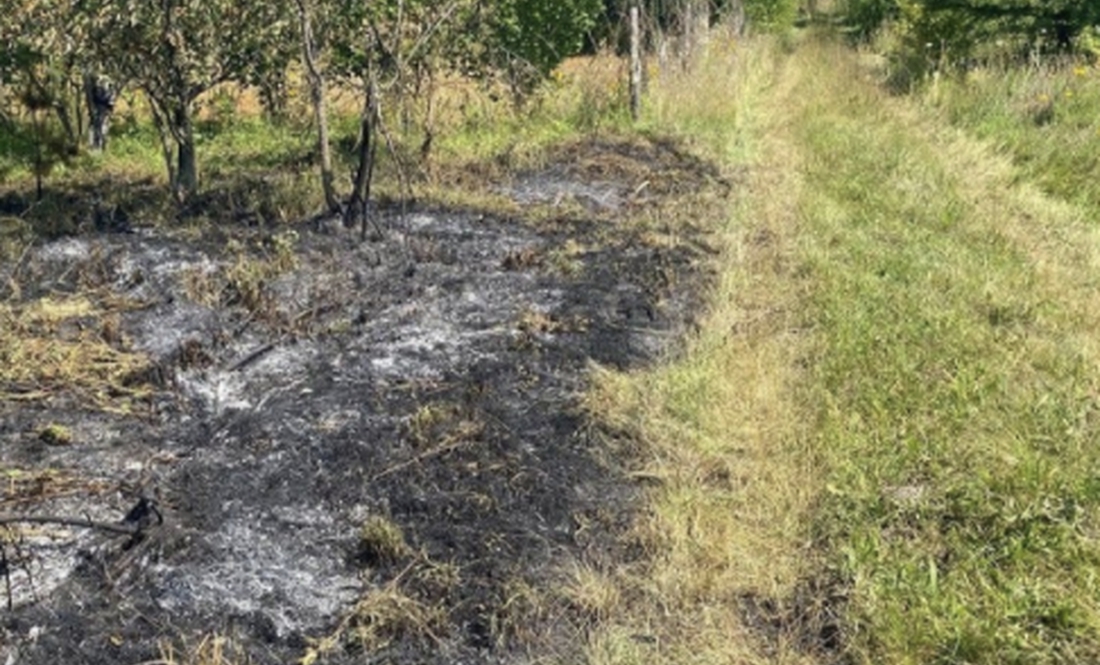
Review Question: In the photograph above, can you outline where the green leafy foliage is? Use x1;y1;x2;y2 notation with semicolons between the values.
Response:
843;0;901;39
845;0;1100;79
0;0;94;151
491;0;603;77
321;0;471;82
744;0;800;31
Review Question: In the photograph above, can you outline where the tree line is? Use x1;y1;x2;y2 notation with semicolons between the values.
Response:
0;0;612;205
0;1;806;211
844;0;1100;74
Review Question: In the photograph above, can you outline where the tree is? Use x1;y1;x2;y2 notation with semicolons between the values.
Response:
85;0;295;200
0;0;95;152
0;0;110;196
297;0;476;236
295;0;606;237
294;0;340;214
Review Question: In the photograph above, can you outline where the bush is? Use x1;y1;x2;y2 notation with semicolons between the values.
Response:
493;0;604;78
842;0;900;41
745;0;801;32
845;1;1100;81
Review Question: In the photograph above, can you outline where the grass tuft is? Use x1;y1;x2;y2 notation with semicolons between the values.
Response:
300;560;446;665
358;516;413;566
153;634;252;665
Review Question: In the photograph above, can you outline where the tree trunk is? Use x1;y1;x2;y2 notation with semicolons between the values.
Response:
295;0;340;214
259;76;288;123
32;110;45;201
53;99;78;152
84;74;116;152
149;93;199;202
49;68;83;152
680;0;710;65
147;96;177;190
728;0;747;36
156;0;197;202
347;68;380;241
174;102;199;200
414;63;436;168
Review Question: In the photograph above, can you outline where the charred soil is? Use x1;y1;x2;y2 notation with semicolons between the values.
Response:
0;136;727;664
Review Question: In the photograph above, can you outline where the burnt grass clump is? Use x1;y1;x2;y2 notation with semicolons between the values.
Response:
0;136;725;664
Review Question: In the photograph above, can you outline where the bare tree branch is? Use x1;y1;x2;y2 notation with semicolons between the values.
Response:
0;515;141;536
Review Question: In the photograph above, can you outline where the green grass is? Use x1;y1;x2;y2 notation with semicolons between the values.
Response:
585;30;1100;665
581;33;822;665
436;55;634;165
927;60;1100;210
198;116;312;176
793;40;1100;664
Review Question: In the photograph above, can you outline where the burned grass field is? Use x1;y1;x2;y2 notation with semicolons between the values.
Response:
0;136;727;664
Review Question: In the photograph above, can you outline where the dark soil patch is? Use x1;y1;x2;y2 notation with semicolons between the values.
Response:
503;135;727;214
0;136;721;664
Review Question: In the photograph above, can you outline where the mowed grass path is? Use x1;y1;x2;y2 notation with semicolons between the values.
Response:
589;35;1100;665
789;41;1100;663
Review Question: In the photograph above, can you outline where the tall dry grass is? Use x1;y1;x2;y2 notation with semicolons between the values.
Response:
576;32;825;665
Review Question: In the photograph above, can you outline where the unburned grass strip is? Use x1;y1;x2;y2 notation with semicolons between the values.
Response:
580;33;824;665
582;30;1100;665
789;38;1100;665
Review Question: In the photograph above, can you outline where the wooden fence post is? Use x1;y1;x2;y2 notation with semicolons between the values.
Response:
630;2;642;122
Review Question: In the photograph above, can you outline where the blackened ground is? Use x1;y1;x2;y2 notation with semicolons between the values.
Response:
0;137;725;664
